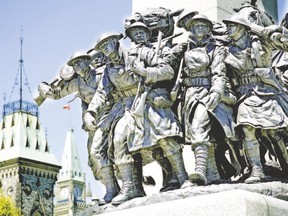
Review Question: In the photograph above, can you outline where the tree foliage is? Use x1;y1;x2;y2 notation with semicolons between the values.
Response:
0;190;21;216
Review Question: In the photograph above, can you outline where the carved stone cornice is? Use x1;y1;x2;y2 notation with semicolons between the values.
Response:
0;157;61;180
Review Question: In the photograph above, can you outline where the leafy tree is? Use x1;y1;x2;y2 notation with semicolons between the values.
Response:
0;190;20;216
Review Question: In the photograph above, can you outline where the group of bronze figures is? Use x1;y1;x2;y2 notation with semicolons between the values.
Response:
36;1;288;206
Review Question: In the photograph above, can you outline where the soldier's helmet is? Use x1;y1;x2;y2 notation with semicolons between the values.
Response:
94;33;123;51
125;22;151;39
67;51;92;66
233;1;259;12
176;10;199;31
223;13;251;30
88;50;107;67
185;14;213;30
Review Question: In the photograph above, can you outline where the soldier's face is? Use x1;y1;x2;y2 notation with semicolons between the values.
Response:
130;28;149;44
190;21;210;39
99;40;117;57
226;23;240;40
93;53;106;66
72;59;89;77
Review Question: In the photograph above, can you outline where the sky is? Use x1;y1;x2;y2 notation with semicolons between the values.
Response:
0;0;287;199
0;0;132;198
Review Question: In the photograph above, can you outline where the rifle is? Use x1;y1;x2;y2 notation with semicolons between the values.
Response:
170;40;188;102
34;77;60;106
170;58;184;102
155;31;163;62
162;32;183;42
131;31;163;117
151;32;183;57
35;47;103;107
250;23;288;45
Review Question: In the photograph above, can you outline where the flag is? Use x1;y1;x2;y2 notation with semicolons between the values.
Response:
63;104;70;110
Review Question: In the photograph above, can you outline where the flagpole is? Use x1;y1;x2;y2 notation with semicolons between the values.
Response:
69;104;72;129
63;103;72;129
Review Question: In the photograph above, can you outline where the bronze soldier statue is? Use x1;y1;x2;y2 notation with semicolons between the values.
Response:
223;13;288;183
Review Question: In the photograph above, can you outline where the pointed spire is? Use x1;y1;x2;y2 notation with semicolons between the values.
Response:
2;26;39;118
0;73;60;166
58;127;85;182
3;92;6;105
19;25;24;109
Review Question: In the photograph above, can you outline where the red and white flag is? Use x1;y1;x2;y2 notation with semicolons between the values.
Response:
63;104;71;110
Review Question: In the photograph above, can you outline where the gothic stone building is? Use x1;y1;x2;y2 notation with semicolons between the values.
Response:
0;100;61;216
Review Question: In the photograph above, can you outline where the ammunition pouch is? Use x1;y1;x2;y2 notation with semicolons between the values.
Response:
231;74;262;87
231;68;286;92
112;86;141;100
182;77;211;87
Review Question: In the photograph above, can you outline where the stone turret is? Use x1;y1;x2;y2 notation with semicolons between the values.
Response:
54;128;90;216
0;34;61;215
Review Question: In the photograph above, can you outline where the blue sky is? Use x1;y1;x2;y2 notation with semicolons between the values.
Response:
0;0;287;198
0;0;132;198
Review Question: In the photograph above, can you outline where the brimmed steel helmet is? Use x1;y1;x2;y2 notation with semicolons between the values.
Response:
125;22;151;39
185;14;213;30
67;51;92;66
223;13;251;30
94;33;123;51
233;1;259;12
176;10;199;30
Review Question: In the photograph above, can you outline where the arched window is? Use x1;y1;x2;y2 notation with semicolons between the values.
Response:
25;138;30;148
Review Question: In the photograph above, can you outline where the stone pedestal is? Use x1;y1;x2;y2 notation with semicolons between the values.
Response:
76;181;288;215
93;190;288;216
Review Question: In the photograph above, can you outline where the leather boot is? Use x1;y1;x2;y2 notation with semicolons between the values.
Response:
111;163;145;205
98;166;120;205
133;154;146;196
227;139;246;176
271;131;288;178
190;144;209;186
152;148;180;192
244;140;265;184
167;152;194;188
206;144;221;184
